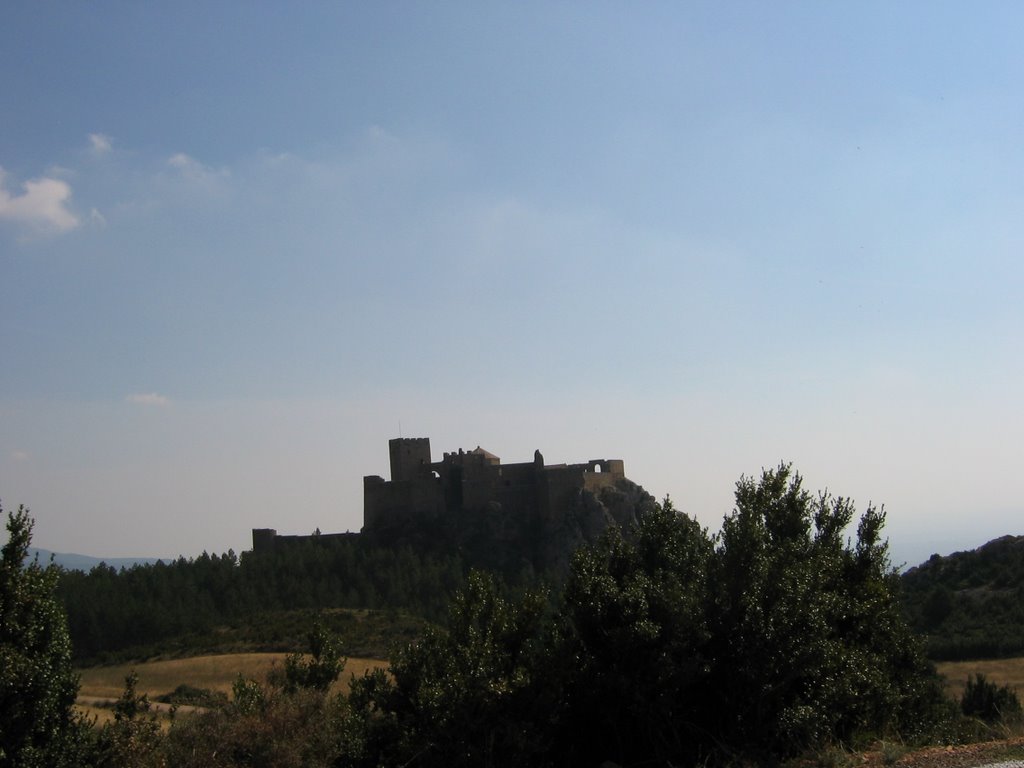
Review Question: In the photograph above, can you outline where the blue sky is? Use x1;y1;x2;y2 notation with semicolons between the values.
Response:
1;2;1022;567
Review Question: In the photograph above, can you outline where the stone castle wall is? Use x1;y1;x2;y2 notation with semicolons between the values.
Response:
362;438;627;532
253;438;641;559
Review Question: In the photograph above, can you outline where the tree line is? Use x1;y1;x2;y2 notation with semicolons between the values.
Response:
58;538;470;662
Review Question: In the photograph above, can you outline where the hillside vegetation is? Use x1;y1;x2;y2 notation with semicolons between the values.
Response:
58;541;463;663
901;535;1024;660
7;464;972;767
57;490;1024;669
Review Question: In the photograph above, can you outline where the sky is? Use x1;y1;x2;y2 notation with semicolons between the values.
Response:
1;2;1022;569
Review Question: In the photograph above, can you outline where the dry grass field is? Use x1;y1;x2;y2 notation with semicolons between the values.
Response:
78;654;1018;705
75;653;388;725
76;654;1023;733
936;657;1024;699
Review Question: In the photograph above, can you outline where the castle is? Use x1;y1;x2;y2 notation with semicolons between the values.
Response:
363;437;626;530
253;438;651;567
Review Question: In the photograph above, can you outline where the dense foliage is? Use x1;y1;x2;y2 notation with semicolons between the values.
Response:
0;504;89;768
960;673;1022;724
344;464;948;766
901;536;1024;660
705;468;943;754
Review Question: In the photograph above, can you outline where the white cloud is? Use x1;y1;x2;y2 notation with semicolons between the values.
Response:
167;153;228;184
89;133;112;155
89;208;107;227
168;152;196;170
0;166;80;234
126;392;170;407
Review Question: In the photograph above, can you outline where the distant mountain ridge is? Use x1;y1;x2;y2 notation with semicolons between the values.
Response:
901;534;1024;660
27;547;166;572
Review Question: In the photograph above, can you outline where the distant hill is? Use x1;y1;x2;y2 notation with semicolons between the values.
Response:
901;535;1024;660
27;547;167;572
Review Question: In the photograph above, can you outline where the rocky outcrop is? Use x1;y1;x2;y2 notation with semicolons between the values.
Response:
361;476;657;581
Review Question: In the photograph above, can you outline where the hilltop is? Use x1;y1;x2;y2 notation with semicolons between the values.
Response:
901;535;1024;659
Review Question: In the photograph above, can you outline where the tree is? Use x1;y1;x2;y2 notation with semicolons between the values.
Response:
95;672;163;768
555;498;713;766
343;572;553;768
707;464;945;756
283;616;345;693
0;503;87;767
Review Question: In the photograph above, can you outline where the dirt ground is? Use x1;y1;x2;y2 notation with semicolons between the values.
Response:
834;738;1024;768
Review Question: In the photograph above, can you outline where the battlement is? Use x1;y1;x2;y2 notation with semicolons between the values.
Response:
389;437;433;482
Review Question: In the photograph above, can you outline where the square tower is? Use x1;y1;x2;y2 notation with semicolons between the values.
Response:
389;437;432;482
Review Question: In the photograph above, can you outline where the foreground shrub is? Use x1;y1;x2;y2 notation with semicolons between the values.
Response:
552;500;713;765
155;683;228;708
961;673;1022;724
94;671;163;768
341;573;553;768
283;617;344;694
344;465;951;766
707;465;948;757
163;685;344;768
1;504;91;768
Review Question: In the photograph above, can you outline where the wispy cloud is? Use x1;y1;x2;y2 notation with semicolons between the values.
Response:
167;153;228;184
126;392;170;407
10;450;30;462
0;166;79;234
89;133;113;155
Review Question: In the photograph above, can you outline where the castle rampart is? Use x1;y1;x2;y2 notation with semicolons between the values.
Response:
362;438;627;532
254;437;645;563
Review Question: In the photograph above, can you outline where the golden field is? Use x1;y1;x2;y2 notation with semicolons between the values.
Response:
936;658;1024;699
74;654;1020;726
75;653;388;725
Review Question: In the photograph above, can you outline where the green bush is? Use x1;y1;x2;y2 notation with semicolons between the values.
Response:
94;672;163;768
343;465;950;766
341;572;553;768
707;465;946;756
961;673;1022;724
283;617;344;693
162;686;344;768
155;683;229;708
1;504;91;768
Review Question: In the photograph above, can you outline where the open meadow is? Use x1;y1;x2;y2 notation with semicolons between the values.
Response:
76;653;388;725
75;652;1024;717
936;658;1024;700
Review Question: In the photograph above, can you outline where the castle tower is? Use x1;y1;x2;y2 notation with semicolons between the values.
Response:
389;437;432;482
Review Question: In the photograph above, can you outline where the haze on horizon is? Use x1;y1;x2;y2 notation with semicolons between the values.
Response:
2;3;1022;571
